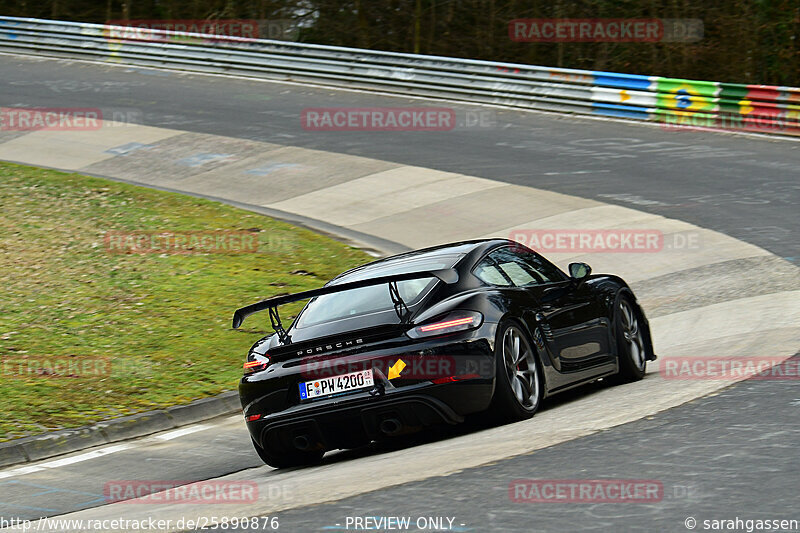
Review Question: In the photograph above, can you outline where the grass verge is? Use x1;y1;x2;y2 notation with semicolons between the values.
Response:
0;162;372;441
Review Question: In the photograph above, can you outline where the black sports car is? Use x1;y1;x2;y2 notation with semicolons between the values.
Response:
233;239;655;468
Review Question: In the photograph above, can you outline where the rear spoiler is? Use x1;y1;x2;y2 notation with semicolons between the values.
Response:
232;268;459;329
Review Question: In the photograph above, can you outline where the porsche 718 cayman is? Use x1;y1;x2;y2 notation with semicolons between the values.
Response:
233;239;655;468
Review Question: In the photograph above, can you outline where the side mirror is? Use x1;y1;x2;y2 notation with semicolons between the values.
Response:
568;262;592;282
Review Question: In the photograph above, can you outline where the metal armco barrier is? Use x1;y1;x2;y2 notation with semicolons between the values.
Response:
1;16;798;136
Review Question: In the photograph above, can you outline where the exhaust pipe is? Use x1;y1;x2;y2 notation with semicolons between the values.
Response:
293;435;311;451
379;418;402;436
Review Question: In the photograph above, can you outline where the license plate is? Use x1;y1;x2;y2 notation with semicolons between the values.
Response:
299;369;374;400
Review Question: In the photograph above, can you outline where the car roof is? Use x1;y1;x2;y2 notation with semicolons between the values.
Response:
332;239;513;282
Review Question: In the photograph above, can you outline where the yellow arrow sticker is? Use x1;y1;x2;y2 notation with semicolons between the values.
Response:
388;359;407;380
620;90;630;102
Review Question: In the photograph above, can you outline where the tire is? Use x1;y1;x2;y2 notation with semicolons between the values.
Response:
488;321;543;422
614;295;647;382
250;438;324;469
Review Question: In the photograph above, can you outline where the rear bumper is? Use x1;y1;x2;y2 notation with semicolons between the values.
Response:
239;324;497;452
248;380;491;452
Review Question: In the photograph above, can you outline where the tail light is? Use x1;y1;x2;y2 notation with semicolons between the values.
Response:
407;311;483;339
243;354;271;374
432;373;481;384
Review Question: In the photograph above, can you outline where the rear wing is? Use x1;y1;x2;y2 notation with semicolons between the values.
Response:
231;268;459;329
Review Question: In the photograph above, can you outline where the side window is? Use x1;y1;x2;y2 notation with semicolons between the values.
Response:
488;247;565;286
515;249;565;284
490;248;542;286
474;259;513;287
498;258;539;286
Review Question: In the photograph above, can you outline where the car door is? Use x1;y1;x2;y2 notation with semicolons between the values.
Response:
487;247;613;389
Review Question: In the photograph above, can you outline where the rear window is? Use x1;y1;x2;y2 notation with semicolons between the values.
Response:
293;254;460;328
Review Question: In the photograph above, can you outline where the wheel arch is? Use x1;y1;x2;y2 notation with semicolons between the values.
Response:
611;288;656;363
496;313;551;396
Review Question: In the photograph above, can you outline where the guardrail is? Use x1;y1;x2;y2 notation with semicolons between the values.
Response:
1;16;798;136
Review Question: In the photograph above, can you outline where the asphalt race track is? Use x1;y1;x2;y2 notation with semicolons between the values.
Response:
0;53;798;532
